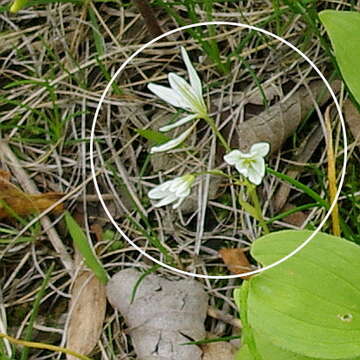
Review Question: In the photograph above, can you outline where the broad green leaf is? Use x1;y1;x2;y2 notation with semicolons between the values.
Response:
319;10;360;104
235;330;320;360
65;211;108;284
245;230;360;359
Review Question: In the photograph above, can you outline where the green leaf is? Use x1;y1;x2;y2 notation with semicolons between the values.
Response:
239;198;260;221
88;7;105;57
136;128;171;145
266;167;328;209
319;10;360;104
235;330;320;360
10;0;28;12
65;211;108;284
245;230;360;359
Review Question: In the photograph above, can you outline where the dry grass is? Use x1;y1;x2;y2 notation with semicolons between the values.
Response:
0;1;355;359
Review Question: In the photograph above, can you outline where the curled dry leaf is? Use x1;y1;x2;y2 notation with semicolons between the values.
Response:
107;268;208;360
66;271;107;360
228;80;341;154
219;248;252;279
0;170;63;219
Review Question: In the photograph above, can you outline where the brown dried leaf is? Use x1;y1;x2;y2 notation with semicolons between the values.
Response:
67;271;106;360
107;268;208;360
281;203;308;227
218;248;252;279
344;99;360;143
0;170;63;219
228;80;341;154
273;125;323;211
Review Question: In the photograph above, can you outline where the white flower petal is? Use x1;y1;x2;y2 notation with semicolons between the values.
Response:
150;126;194;154
168;177;184;191
250;142;270;157
155;194;178;207
174;181;190;196
251;158;265;178
176;186;191;198
247;169;262;185
148;182;171;199
148;174;195;209
224;150;243;165
159;114;197;132
181;47;202;98
168;73;200;110
234;159;249;178
148;83;185;108
172;196;186;209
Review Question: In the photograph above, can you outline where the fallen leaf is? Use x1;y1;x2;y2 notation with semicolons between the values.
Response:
344;99;360;144
218;248;252;279
107;268;208;360
273;125;323;212
0;170;63;219
280;203;308;227
66;270;107;360
225;80;340;154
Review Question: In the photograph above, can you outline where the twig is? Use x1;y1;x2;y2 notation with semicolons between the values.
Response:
207;306;242;328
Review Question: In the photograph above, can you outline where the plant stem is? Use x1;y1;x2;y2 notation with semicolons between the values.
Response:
248;185;270;234
203;114;231;152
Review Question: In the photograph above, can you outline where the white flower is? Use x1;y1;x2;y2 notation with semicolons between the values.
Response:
224;142;270;185
148;174;195;209
148;47;207;133
150;125;194;154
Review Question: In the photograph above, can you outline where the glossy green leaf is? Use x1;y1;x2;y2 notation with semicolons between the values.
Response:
245;230;360;359
319;10;360;104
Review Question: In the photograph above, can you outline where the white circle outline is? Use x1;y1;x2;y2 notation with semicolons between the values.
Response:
90;21;347;279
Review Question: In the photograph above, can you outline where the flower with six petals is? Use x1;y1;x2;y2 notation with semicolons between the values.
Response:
148;174;195;209
224;142;270;185
148;47;207;153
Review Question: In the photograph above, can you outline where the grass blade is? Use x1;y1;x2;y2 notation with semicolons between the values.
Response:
65;211;108;284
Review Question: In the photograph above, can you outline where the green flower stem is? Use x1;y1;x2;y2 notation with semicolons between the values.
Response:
203;114;231;152
192;169;230;178
248;183;270;235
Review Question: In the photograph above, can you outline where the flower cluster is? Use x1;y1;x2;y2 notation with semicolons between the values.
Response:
147;47;270;210
148;47;208;154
